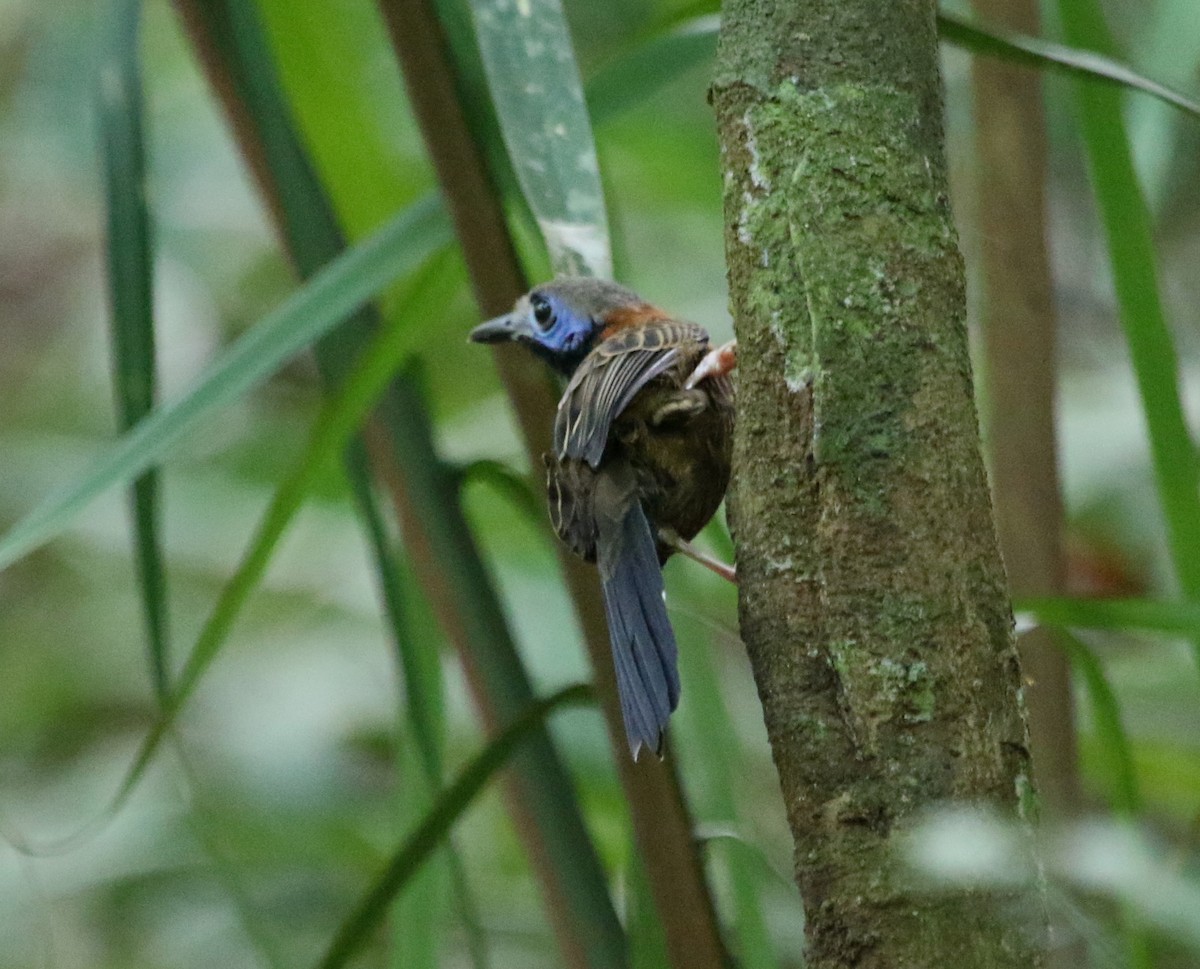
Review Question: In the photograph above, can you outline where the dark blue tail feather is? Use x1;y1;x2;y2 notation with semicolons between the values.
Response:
599;499;680;758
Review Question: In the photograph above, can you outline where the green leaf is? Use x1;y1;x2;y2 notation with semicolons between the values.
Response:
626;849;670;969
580;11;1200;126
1126;0;1200;210
98;0;170;698
586;18;718;126
252;0;422;239
580;11;1200;125
1056;633;1140;817
693;826;797;897
196;5;625;966
458;458;546;530
1055;0;1200;673
107;248;447;818
1056;632;1154;969
390;729;450;969
676;617;780;969
467;0;610;277
1016;596;1200;637
313;683;596;969
370;373;630;969
0;196;451;573
938;11;1200;121
184;7;493;963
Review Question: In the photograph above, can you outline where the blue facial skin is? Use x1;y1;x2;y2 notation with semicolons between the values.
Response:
522;292;600;376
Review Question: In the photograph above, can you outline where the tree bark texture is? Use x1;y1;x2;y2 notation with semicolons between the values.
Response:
712;2;1044;966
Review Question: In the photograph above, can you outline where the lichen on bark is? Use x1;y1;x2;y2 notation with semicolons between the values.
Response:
712;2;1044;966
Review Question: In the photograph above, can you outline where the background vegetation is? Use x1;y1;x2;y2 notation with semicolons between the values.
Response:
0;0;1198;966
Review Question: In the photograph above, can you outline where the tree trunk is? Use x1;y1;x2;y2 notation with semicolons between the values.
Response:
712;2;1044;966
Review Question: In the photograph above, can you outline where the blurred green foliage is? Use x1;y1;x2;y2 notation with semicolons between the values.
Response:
1;0;1199;967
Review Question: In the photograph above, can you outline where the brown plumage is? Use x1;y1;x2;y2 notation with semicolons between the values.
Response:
547;316;734;566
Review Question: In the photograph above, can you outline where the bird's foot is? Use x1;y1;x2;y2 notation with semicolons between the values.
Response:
684;340;738;390
659;528;737;584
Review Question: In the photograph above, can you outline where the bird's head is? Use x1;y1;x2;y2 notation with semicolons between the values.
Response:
469;277;656;376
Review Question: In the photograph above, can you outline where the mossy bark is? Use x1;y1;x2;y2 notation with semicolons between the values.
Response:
712;2;1043;966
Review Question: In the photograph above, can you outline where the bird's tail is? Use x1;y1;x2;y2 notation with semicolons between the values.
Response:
598;496;680;759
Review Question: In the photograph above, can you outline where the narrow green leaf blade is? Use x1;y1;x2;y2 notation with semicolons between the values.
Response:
468;0;610;277
98;0;170;697
1126;0;1200;210
677;616;780;969
1016;596;1200;637
314;684;596;969
627;850;670;969
184;11;489;959
0;196;451;572
233;2;628;962
252;0;417;238
43;252;435;842
938;11;1200;121
459;458;545;529
586;18;718;126
1057;633;1140;816
200;1;631;961
1056;632;1154;969
1055;0;1200;671
583;11;1200;124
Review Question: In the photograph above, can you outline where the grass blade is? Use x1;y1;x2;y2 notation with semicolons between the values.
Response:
467;0;610;276
676;612;779;969
1057;633;1140;816
184;5;625;966
626;851;669;969
391;730;449;969
98;0;170;697
0;196;450;573
371;373;631;969
100;245;445;822
419;2;728;962
1017;596;1200;637
586;18;718;126
185;5;497;959
252;0;416;240
938;11;1200;120
579;11;1200;124
2;230;444;856
1126;0;1200;211
458;458;545;530
1053;0;1200;673
313;683;595;969
1056;632;1154;969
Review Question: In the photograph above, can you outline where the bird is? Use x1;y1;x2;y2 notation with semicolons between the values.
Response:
470;277;736;758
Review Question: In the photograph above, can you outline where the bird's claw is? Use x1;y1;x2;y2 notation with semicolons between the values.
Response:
684;340;737;390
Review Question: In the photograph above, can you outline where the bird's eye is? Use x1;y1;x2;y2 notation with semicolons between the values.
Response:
531;294;554;330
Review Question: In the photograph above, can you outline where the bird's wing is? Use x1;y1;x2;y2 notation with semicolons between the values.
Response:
544;453;598;562
554;320;708;467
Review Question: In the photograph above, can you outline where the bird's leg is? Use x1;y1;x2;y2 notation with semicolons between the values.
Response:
684;340;738;390
659;528;737;584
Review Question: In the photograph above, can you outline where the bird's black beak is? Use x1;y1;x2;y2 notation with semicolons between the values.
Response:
469;313;521;344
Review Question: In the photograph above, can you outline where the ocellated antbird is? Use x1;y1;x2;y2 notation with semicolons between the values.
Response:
470;278;736;758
